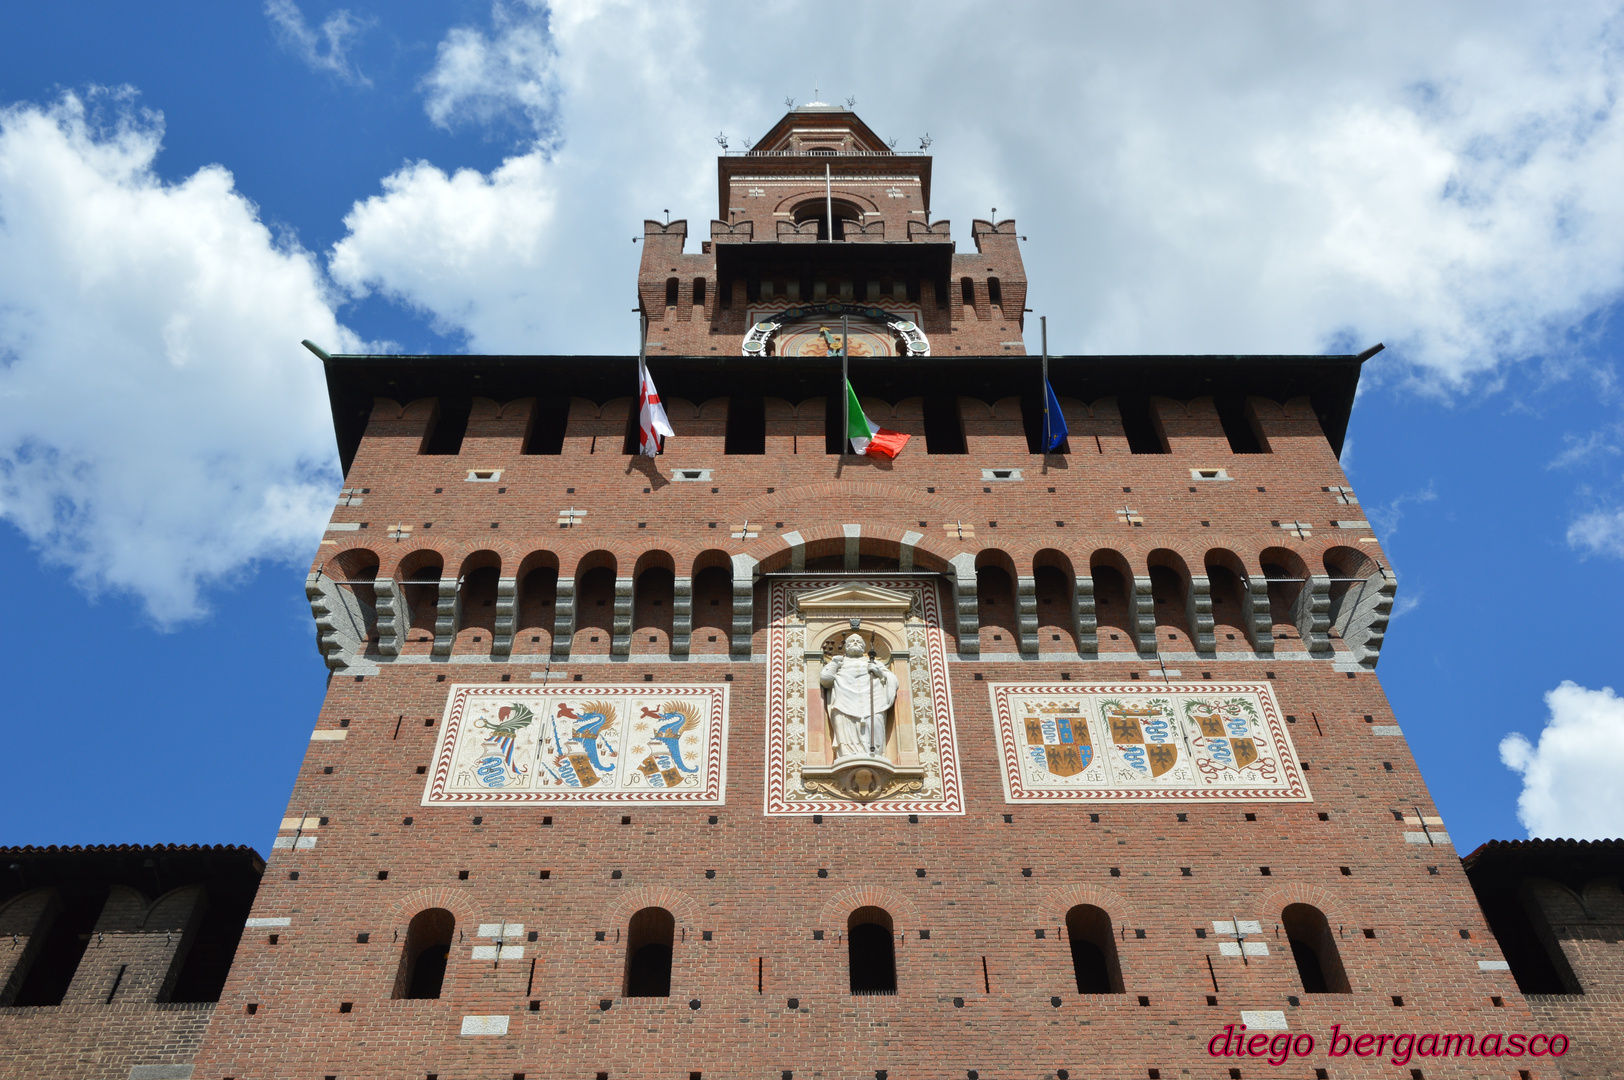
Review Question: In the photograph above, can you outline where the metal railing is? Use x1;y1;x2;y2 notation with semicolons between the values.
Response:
724;149;923;157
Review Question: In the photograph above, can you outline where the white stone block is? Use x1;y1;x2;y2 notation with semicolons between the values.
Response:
1241;1010;1288;1030
460;1014;510;1036
1478;959;1511;971
244;917;291;928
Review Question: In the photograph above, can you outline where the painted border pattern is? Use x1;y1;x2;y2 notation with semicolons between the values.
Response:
764;578;963;816
989;681;1310;803
422;683;729;806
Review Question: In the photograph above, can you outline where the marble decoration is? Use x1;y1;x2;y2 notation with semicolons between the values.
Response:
988;682;1309;803
765;578;963;815
423;684;728;806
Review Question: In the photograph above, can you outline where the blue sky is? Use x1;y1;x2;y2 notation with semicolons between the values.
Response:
2;2;1623;854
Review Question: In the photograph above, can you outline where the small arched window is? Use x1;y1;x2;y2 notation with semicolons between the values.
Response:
960;277;976;309
988;277;1002;308
397;908;454;1000
665;277;679;308
692;277;706;307
624;906;675;997
1283;904;1350;993
848;906;896;994
1066;904;1124;994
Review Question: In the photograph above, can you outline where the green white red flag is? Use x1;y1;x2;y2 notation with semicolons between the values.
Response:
844;379;910;458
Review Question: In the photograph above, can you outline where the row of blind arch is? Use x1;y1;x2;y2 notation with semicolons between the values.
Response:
396;902;1350;1001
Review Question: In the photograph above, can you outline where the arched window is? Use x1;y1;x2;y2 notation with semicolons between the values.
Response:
988;277;1002;309
1065;904;1124;994
791;199;861;241
1283;904;1350;993
397;908;454;1000
624;907;675;997
848;906;896;994
960;277;976;309
665;277;679;307
692;277;706;306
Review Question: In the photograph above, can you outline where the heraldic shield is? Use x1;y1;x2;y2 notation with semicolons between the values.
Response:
1188;701;1260;770
1106;702;1181;778
1024;715;1091;777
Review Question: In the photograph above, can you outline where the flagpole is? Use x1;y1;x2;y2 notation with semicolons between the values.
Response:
1041;315;1049;454
841;314;849;457
638;313;650;453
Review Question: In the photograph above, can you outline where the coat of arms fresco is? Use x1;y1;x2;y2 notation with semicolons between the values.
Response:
765;579;963;815
990;682;1309;803
423;684;728;805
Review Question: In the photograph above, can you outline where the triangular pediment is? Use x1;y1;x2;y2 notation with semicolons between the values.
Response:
795;583;915;615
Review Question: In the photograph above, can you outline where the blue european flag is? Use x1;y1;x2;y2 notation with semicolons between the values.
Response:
1043;379;1068;451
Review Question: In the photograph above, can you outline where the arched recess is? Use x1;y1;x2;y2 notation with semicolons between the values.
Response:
1204;548;1263;652
453;550;502;656
8;885;108;1006
1282;903;1350;994
1066;905;1125;994
1033;549;1078;653
395;908;455;1000
311;546;380;668
632;550;675;654
1090;549;1139;653
1147;549;1196;651
790;197;866;240
691;550;733;655
976;549;1020;653
513;551;558;656
571;551;618;656
1323;546;1394;667
1260;546;1330;652
848;906;897;994
624;907;675;998
395;550;444;656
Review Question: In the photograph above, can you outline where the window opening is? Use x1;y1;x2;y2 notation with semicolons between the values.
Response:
523;396;569;455
988;277;1003;309
624;906;675;997
1065;904;1124;994
923;396;967;454
692;277;706;307
724;396;766;455
397;908;455;1000
848;906;896;994
665;278;679;307
1215;395;1268;454
960;277;975;310
1282;904;1350;994
421;397;473;456
1117;396;1167;454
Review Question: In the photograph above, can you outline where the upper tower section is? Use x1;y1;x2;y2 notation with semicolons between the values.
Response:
638;105;1028;358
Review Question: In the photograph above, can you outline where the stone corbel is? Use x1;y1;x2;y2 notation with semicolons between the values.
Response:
431;579;460;657
1241;575;1274;655
550;576;577;660
1073;575;1098;655
491;576;517;657
1187;574;1216;654
730;554;758;660
949;553;978;657
1298;574;1333;656
374;578;404;657
1015;575;1039;655
671;576;693;657
1131;574;1157;656
611;575;634;656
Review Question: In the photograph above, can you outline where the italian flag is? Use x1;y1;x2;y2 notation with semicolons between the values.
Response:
844;379;910;458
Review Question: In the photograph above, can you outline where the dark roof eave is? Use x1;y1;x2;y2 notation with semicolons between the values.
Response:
318;350;1372;475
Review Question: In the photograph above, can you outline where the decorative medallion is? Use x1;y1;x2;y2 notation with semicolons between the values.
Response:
741;303;930;357
422;684;729;805
988;682;1309;803
765;578;963;815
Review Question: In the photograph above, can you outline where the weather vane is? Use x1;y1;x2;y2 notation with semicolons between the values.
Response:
919;132;933;151
715;132;728;150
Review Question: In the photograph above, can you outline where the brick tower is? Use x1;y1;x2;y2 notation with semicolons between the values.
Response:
190;104;1568;1080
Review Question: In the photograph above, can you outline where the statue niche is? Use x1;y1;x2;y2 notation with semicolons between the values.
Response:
795;584;925;801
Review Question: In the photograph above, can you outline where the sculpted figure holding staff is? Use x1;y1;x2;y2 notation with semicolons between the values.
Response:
820;633;899;761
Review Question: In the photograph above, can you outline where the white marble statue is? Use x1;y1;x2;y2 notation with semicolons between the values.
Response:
820;633;899;761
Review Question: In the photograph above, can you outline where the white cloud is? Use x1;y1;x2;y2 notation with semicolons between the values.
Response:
1567;506;1624;557
1501;681;1624;839
422;0;557;132
1548;429;1622;469
1365;482;1439;538
332;1;1624;385
0;90;359;623
265;0;374;86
